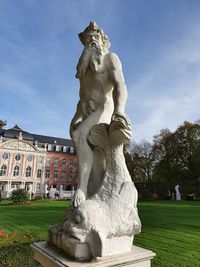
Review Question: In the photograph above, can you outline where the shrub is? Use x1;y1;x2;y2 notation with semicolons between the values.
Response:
10;189;29;204
141;187;153;200
33;195;43;201
0;232;41;267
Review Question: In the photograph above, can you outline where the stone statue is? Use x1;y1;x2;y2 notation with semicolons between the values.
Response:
175;184;181;201
48;21;141;260
18;131;23;140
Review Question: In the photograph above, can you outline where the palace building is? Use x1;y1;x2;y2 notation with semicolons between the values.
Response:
0;120;77;199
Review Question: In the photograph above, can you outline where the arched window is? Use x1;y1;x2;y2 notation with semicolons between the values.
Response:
26;166;32;177
13;166;20;176
38;156;44;164
69;147;74;154
0;165;7;176
27;155;33;162
2;153;9;160
47;144;52;151
15;154;21;161
37;169;42;178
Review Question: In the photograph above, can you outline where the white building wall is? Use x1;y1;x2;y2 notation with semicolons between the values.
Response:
0;139;47;199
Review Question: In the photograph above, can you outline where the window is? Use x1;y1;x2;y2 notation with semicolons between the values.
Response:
15;154;21;161
69;170;73;179
45;170;50;178
54;170;58;179
62;171;66;179
0;165;7;176
37;169;42;178
26;166;32;177
62;159;66;165
66;185;72;191
46;158;51;166
2;153;9;160
27;155;33;162
69;147;74;153
54;158;59;166
69;159;73;167
47;144;52;151
38;156;44;164
13;166;20;176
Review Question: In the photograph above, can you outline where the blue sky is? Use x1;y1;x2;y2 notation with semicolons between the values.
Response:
0;0;200;142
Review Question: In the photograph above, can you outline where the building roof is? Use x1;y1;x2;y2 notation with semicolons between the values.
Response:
3;124;34;141
31;133;73;146
0;124;73;147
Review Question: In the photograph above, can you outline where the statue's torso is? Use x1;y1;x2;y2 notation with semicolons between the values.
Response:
80;55;114;117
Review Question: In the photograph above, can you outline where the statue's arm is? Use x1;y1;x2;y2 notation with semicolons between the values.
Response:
108;53;128;115
70;86;84;132
71;100;82;124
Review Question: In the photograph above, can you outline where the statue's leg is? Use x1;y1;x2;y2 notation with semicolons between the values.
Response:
74;133;94;207
72;111;103;207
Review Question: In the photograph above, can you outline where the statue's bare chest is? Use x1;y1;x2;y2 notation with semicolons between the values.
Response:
82;67;111;90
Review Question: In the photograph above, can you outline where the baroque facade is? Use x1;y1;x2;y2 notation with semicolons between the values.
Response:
0;121;77;199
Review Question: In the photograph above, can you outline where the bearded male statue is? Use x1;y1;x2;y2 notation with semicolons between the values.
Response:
48;21;141;260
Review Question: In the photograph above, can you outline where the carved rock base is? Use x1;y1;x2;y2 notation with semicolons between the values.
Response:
48;225;133;260
31;241;156;267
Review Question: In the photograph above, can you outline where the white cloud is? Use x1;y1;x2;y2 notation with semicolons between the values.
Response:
127;24;200;143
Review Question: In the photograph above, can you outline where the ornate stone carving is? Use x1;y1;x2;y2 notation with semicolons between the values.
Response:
1;140;36;152
48;21;141;260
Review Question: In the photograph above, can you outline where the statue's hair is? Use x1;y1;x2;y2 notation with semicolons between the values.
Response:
79;21;110;49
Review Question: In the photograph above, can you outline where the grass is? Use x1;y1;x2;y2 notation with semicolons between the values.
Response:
0;199;70;239
135;201;200;267
0;200;199;267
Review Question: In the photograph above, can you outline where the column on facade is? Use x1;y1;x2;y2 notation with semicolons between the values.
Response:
6;181;11;191
22;154;26;177
33;154;37;178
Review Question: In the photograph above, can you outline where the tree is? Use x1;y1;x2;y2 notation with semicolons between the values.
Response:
129;140;155;183
152;122;200;182
10;189;29;204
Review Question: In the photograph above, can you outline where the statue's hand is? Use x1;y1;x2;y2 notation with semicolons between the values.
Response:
73;189;86;207
111;112;131;126
112;111;124;119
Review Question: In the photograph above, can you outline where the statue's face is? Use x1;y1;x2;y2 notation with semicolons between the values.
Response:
84;31;103;48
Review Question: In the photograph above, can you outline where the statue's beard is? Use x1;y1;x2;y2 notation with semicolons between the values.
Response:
76;44;104;78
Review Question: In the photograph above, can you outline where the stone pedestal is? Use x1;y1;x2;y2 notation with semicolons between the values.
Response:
31;242;156;267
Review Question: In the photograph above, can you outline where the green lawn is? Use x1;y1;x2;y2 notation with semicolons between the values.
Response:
0;200;70;239
0;200;199;267
134;201;200;267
